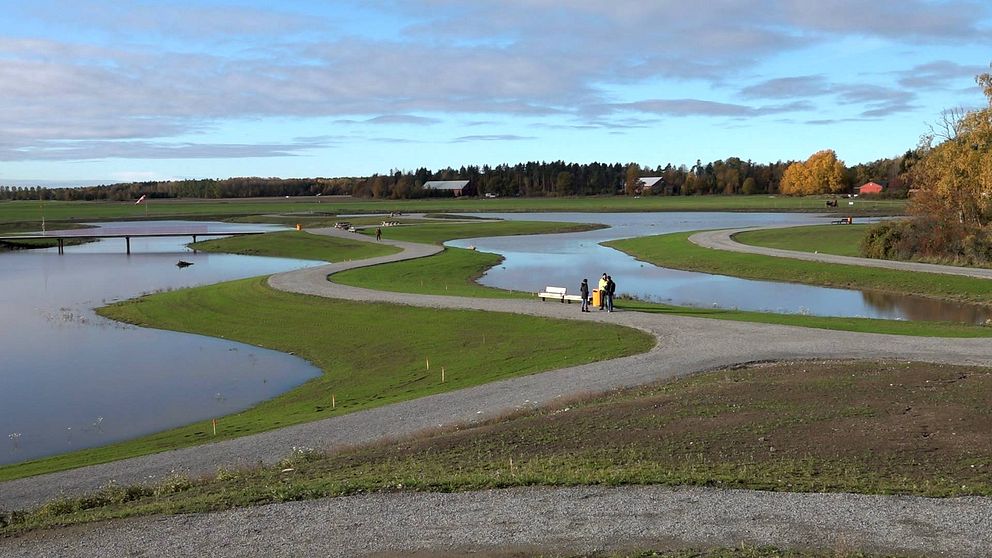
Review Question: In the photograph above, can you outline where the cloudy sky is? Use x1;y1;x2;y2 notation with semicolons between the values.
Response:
1;0;989;185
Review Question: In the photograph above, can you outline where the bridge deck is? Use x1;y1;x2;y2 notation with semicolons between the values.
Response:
0;230;271;254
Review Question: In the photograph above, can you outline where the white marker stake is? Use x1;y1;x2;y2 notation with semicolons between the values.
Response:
426;357;430;371
212;419;217;436
441;367;445;383
332;394;336;409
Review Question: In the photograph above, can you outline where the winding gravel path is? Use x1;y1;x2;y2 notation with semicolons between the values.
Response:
3;226;992;556
689;225;992;279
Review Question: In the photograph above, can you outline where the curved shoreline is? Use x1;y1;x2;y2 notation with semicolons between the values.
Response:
4;225;992;556
690;225;992;280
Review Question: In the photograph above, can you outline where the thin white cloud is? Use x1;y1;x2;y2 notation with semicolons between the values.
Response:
0;1;989;162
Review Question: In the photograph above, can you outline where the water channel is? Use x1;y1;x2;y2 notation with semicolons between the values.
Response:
447;212;992;324
1;221;322;465
4;213;989;467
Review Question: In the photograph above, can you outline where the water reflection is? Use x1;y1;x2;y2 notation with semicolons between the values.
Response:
447;212;992;324
1;221;322;465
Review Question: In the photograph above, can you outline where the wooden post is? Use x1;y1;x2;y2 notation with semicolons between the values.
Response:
57;238;64;255
125;236;131;255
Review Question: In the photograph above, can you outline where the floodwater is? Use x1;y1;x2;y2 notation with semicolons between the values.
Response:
447;212;992;324
0;221;322;465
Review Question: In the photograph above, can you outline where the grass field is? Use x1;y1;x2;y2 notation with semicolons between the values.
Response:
607;232;992;307
733;224;870;257
5;360;987;537
0;277;653;482
332;220;602;298
0;195;905;225
198;225;992;337
190;230;401;261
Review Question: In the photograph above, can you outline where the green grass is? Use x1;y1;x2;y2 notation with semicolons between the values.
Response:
0;277;653;482
332;220;601;298
190;230;401;261
0;195;905;224
734;225;870;257
5;360;987;541
342;223;992;336
607;231;992;307
338;247;524;298
361;219;605;245
617;298;992;337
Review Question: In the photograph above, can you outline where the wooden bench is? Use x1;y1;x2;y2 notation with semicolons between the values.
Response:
538;286;584;303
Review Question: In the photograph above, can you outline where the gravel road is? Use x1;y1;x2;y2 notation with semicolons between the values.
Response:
689;226;992;279
5;485;991;557
3;226;991;557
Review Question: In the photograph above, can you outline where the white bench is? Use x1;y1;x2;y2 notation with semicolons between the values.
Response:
538;286;584;303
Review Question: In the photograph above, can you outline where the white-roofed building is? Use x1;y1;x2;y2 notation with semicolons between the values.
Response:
423;180;471;197
638;177;664;192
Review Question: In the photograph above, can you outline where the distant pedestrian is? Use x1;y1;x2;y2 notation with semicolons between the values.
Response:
580;279;590;312
375;227;382;241
606;275;616;312
597;273;608;310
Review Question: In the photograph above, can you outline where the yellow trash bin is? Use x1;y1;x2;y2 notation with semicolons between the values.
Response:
591;289;601;308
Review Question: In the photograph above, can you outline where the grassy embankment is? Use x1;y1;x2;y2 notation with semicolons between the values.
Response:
334;220;604;298
335;221;992;337
189;230;402;261
0;195;905;226
733;224;871;257
0;225;651;482
5;360;989;538
607;231;992;307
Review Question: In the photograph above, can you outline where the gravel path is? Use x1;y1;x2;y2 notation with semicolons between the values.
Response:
3;226;992;556
689;226;992;279
6;485;991;557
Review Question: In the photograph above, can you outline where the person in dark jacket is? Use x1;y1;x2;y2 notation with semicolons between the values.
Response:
606;275;616;312
580;278;590;312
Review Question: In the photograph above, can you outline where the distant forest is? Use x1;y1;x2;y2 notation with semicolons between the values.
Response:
0;153;915;201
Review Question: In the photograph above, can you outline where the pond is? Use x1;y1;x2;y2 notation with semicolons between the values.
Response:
0;221;322;465
447;212;992;324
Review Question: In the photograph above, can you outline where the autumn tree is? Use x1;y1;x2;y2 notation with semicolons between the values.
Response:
910;69;992;231
624;163;641;195
862;65;992;265
779;150;847;195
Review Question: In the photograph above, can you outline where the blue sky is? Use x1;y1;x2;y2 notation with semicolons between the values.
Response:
0;0;989;186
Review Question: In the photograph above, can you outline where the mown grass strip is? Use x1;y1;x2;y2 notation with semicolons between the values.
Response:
333;220;602;298
733;224;870;257
0;277;653;482
190;230;401;262
606;232;992;307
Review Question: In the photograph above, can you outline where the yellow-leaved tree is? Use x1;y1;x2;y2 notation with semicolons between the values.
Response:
779;150;847;195
910;70;992;231
862;65;992;264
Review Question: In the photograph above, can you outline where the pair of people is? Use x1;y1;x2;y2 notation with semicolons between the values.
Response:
579;274;615;313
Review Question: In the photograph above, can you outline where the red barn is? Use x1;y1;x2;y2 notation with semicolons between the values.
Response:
858;182;883;195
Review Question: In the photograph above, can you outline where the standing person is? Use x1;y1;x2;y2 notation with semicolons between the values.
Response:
606;275;616;312
579;279;590;312
597;273;608;310
375;227;382;241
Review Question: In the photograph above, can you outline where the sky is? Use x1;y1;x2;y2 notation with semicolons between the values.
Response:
0;0;990;186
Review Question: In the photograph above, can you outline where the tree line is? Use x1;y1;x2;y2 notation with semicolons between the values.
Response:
1;154;913;202
862;66;992;266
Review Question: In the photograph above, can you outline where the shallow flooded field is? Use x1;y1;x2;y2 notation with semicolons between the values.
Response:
1;221;322;465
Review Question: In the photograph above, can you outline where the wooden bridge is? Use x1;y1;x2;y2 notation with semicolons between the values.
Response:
0;228;271;254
